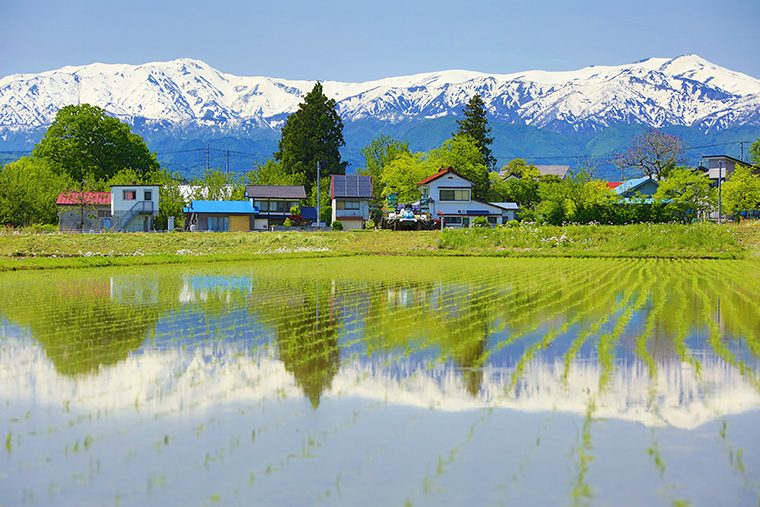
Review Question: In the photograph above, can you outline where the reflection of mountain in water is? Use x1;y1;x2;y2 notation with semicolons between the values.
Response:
0;257;759;420
0;338;756;429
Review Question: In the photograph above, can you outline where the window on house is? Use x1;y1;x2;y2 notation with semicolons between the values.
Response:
488;216;498;225
144;190;152;201
444;216;462;224
439;189;470;201
123;190;136;200
208;216;229;232
344;201;360;210
97;209;110;218
255;200;269;211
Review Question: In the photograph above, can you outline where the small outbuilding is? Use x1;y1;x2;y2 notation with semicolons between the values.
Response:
56;191;113;231
183;200;257;232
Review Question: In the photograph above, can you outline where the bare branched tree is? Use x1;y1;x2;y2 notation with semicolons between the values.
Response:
614;130;685;180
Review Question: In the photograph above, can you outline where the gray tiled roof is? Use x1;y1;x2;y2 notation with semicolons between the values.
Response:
245;185;306;199
535;165;571;178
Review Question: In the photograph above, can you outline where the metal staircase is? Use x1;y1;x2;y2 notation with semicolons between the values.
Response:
118;201;154;231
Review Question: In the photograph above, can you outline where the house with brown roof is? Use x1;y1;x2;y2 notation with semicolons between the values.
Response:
56;191;113;231
245;185;307;230
418;167;516;227
330;175;373;230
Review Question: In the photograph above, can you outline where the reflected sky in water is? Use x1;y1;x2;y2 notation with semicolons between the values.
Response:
1;257;759;506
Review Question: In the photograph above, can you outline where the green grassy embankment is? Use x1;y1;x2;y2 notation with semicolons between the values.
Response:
0;222;757;271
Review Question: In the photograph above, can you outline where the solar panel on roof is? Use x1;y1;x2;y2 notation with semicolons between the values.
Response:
333;175;371;198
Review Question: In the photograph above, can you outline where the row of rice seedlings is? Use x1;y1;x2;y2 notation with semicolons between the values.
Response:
560;262;646;383
690;271;759;392
597;261;652;393
507;261;647;393
480;260;624;366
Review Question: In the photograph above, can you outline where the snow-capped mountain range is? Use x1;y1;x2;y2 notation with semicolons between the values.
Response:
1;55;758;133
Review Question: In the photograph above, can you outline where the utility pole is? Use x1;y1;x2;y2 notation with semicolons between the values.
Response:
225;150;230;174
205;144;210;171
717;160;723;224
316;160;321;227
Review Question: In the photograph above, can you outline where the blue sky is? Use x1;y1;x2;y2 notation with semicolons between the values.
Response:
1;0;759;80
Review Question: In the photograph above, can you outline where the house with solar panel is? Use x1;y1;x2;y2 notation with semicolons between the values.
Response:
417;167;516;227
330;175;373;231
183;200;258;232
245;185;307;230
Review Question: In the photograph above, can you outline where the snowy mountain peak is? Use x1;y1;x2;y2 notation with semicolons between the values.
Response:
0;55;758;133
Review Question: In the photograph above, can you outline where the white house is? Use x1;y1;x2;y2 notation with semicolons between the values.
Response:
331;175;373;231
110;185;160;232
418;167;516;227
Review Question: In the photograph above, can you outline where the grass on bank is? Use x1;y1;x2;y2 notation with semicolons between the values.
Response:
0;222;757;271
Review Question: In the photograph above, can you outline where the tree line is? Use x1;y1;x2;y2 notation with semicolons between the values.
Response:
2;87;760;229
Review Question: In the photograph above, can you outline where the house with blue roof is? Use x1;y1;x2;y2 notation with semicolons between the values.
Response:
183;200;258;232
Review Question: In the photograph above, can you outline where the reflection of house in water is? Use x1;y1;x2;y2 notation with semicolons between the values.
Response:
179;276;253;304
109;276;159;304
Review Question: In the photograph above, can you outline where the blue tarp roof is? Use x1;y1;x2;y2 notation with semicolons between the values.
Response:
183;200;257;214
300;206;318;220
615;177;655;195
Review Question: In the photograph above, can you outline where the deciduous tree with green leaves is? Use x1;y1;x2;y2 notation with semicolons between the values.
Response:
359;135;409;212
455;94;495;169
33;104;159;182
654;168;713;223
0;157;71;227
722;164;760;220
428;135;490;200
749;138;760;165
246;159;306;187
275;82;347;193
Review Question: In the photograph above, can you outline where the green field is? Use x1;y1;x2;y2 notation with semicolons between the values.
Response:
1;222;759;271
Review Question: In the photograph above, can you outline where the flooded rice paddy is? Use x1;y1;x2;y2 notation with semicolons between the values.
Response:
1;257;759;506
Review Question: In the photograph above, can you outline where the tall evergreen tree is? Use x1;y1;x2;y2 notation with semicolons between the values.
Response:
275;82;347;192
455;94;496;170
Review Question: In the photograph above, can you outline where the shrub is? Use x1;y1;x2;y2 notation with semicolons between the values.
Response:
283;218;293;227
332;220;343;231
364;220;375;230
472;216;489;227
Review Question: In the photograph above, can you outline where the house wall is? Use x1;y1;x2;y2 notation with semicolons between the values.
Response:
58;206;112;231
423;173;476;216
111;185;160;214
331;198;369;224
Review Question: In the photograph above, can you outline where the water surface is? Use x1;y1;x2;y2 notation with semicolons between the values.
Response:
1;257;759;506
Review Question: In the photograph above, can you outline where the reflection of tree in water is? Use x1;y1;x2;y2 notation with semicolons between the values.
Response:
0;273;162;376
254;281;341;408
444;289;491;397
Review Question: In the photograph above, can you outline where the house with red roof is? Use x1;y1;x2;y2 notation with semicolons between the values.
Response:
418;167;516;227
56;191;113;231
56;184;161;232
